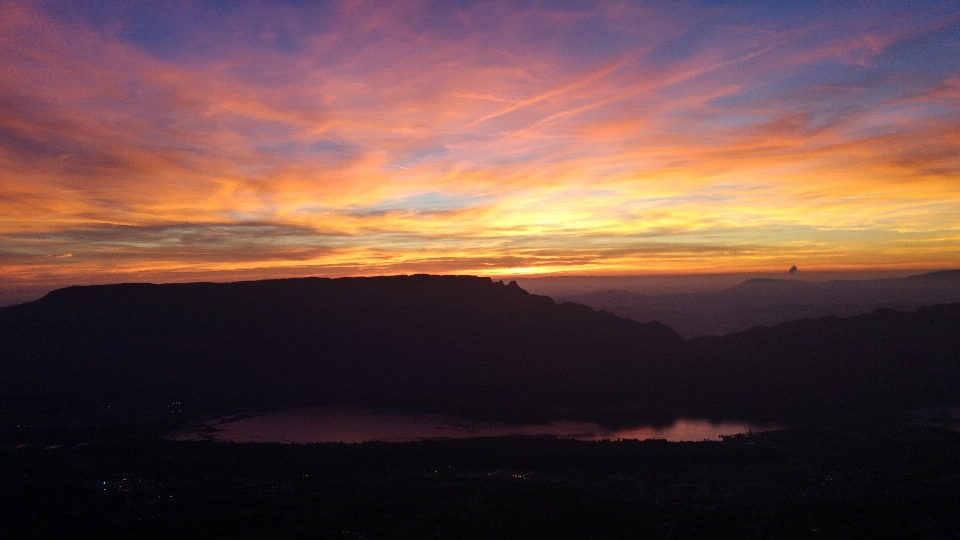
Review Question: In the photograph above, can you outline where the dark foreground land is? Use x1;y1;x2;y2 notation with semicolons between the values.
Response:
3;421;959;539
4;275;960;426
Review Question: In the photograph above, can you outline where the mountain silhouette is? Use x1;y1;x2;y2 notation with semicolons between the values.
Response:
1;275;958;425
560;270;960;338
678;303;960;422
0;276;680;424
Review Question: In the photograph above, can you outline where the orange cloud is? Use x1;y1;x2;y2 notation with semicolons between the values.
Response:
1;0;958;288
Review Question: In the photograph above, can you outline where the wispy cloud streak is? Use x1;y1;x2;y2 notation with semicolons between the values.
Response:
0;0;958;286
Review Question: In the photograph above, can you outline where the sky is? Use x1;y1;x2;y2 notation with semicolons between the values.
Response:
1;0;959;289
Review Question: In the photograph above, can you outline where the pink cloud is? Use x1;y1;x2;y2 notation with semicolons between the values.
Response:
0;0;958;286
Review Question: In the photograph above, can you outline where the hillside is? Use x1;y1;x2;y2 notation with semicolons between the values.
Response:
560;270;960;338
0;275;681;424
2;275;959;425
678;304;960;422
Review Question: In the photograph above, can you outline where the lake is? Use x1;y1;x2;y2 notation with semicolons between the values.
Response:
169;407;774;443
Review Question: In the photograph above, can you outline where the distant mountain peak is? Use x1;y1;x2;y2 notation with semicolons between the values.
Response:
907;269;960;280
742;278;790;285
737;278;805;287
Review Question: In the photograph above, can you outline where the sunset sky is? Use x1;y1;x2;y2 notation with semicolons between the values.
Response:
1;0;959;288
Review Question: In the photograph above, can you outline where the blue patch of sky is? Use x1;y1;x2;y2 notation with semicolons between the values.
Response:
494;7;637;64
342;192;493;217
249;138;357;162
645;2;796;64
555;16;636;64
308;139;351;154
409;1;476;41
700;49;940;133
645;25;709;67
387;146;452;169
694;0;888;32
42;0;338;60
42;1;190;58
252;141;299;156
875;23;960;87
523;0;596;11
269;32;301;55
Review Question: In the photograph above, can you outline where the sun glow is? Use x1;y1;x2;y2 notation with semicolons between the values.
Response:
1;1;958;288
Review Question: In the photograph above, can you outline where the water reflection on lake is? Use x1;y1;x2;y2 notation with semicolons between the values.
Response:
170;407;773;444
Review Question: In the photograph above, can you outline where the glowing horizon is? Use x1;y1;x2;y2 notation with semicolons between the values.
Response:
1;0;958;288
